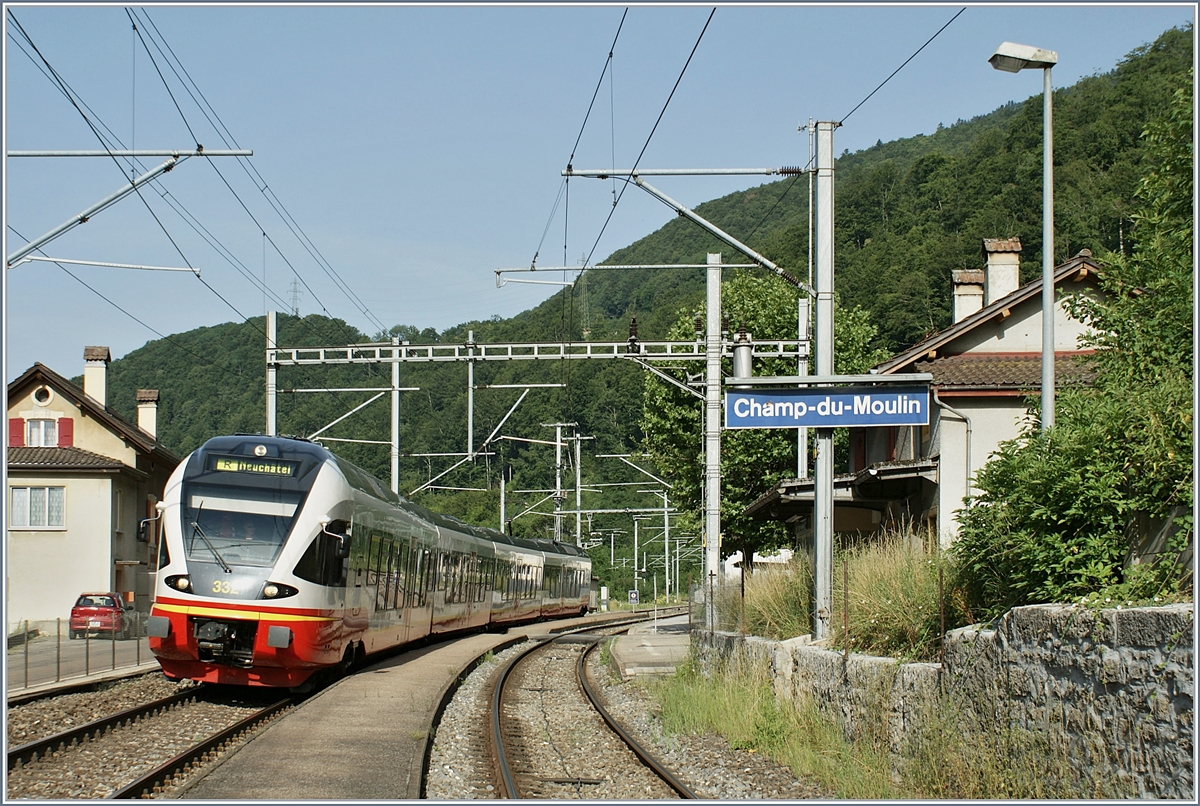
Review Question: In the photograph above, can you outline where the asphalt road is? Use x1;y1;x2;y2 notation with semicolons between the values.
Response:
6;631;154;693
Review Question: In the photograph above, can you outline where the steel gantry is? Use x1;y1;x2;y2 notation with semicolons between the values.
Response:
264;307;803;504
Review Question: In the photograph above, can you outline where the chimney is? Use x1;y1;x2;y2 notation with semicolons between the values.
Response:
83;346;111;407
951;270;985;323
136;389;160;438
982;237;1022;305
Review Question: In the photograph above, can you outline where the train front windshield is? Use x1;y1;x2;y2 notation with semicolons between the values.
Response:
184;486;301;568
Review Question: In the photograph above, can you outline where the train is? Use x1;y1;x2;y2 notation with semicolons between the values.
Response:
146;434;592;689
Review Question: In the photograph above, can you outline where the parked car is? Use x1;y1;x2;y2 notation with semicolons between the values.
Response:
69;592;131;639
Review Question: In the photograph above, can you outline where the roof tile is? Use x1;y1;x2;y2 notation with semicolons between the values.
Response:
917;353;1095;389
7;446;126;470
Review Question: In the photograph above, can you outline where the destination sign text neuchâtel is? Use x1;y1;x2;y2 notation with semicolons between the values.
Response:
725;386;930;429
213;458;296;476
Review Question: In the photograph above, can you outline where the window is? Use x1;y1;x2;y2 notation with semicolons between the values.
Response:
10;486;66;528
26;419;56;447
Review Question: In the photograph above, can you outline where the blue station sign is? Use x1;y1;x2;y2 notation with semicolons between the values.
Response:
725;385;930;429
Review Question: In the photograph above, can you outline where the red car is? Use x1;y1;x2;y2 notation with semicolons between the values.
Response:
69;592;131;639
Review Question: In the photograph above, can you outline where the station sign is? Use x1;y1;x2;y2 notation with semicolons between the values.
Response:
725;385;930;429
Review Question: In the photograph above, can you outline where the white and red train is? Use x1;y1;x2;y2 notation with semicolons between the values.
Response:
147;434;592;689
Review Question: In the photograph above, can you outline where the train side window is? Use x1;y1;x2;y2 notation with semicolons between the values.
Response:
367;535;382;588
293;530;342;587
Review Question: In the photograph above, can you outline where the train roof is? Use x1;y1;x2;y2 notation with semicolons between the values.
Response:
202;435;591;558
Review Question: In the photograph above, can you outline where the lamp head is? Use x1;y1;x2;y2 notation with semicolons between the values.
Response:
989;41;1057;72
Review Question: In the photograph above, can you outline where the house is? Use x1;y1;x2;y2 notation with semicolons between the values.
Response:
6;347;179;631
746;239;1103;548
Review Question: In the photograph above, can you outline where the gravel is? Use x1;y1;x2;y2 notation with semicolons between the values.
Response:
427;638;831;799
5;673;261;800
6;673;194;747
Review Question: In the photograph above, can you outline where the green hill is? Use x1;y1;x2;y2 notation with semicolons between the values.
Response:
102;25;1192;578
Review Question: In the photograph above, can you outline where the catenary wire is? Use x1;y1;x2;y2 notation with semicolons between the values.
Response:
622;7;964;268
6;225;253;383
125;13;388;408
579;7;716;271
135;8;388;338
10;20;296;322
839;7;967;125
537;8;627;428
131;8;382;345
9;13;373;427
712;8;965;260
8;11;207;289
126;8;200;147
530;7;627;271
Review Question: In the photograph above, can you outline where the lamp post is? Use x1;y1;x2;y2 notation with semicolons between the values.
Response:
990;41;1058;431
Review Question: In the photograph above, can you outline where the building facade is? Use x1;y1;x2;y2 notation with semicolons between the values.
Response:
748;240;1103;548
6;347;179;631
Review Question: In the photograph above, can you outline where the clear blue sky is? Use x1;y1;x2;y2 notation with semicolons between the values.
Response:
3;2;1192;383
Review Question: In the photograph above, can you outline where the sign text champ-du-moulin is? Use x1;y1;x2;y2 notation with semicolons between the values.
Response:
724;385;930;429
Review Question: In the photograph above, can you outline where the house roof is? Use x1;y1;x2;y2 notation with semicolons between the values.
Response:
876;249;1103;376
916;353;1096;392
6;362;179;466
7;446;131;473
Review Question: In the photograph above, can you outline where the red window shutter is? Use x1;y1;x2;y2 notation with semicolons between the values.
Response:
58;418;74;447
8;418;24;447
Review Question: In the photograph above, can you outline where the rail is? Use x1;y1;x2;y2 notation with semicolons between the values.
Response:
7;688;199;770
489;614;694;799
110;696;299;799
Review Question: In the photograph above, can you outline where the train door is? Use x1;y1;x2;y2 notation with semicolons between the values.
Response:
463;552;477;626
409;543;434;638
395;538;413;645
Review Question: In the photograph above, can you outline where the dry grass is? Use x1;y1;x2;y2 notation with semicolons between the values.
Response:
711;530;965;660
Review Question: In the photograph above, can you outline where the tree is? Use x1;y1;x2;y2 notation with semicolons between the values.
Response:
952;70;1194;616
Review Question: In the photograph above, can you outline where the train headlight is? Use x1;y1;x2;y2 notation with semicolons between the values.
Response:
261;582;298;599
166;575;192;592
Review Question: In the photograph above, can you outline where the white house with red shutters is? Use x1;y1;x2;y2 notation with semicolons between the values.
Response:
6;347;179;631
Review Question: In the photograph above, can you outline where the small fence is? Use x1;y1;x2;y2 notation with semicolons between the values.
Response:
6;612;154;691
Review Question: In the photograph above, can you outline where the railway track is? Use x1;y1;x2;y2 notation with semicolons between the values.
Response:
488;626;697;799
6;685;299;799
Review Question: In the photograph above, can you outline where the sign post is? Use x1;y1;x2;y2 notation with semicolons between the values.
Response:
724;371;931;642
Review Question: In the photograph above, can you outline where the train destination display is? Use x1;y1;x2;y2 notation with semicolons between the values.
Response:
211;457;297;476
725;386;930;429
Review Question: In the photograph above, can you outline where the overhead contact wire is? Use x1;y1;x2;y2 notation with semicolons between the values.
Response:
581;7;716;270
6;225;251;382
134;10;379;343
839;7;966;125
531;7;627;269
133;9;382;351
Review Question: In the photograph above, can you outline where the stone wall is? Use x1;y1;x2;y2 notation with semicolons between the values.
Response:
696;603;1194;798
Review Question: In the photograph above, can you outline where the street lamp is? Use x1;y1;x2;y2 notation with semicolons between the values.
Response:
990;41;1057;431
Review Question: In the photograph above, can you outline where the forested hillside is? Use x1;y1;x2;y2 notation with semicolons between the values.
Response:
101;25;1192;586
